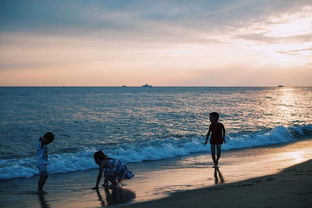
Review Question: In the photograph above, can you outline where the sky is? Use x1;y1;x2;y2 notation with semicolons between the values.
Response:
0;0;311;86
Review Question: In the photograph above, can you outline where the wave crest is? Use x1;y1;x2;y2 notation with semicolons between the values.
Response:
1;124;312;180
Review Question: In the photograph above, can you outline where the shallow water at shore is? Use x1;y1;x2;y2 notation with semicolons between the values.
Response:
1;139;311;208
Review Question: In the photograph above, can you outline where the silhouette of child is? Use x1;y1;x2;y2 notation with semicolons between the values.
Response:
204;112;226;167
92;150;134;189
36;132;54;194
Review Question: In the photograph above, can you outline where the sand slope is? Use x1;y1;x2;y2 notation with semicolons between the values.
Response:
122;159;312;208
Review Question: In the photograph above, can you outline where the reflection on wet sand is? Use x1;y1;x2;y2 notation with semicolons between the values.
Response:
214;167;224;184
96;187;136;207
38;194;51;208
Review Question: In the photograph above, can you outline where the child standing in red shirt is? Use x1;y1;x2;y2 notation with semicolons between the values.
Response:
204;112;226;167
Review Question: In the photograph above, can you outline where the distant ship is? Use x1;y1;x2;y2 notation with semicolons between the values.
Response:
122;85;127;87
142;84;152;87
277;85;284;87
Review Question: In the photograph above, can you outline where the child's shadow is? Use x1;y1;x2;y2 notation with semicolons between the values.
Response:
214;167;224;184
96;187;136;207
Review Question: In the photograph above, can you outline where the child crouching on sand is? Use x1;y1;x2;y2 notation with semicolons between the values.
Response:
92;150;134;189
204;112;226;167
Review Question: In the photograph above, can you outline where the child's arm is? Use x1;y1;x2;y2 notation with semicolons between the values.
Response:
222;124;226;143
93;166;104;189
204;126;211;145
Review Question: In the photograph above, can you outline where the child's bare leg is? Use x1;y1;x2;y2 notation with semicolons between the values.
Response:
214;168;219;183
37;175;48;193
37;165;48;193
216;145;222;166
37;176;43;191
210;145;216;166
40;175;48;190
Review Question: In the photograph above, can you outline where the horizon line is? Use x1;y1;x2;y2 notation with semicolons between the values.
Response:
0;85;311;88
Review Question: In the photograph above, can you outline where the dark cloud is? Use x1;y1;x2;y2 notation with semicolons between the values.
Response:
1;0;311;37
0;0;138;33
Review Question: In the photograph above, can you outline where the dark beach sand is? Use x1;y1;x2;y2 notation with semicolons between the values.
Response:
0;139;312;208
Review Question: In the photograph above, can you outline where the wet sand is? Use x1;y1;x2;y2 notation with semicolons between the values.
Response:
123;159;312;208
0;139;312;208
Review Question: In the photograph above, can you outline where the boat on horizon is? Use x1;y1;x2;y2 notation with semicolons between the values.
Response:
277;85;284;87
142;84;153;87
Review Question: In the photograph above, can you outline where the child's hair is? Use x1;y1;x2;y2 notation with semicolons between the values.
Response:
210;112;219;120
94;150;110;164
44;132;54;143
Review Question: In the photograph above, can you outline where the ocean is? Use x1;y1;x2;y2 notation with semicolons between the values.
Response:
0;87;312;180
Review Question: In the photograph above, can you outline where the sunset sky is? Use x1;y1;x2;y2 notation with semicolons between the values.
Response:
0;0;311;86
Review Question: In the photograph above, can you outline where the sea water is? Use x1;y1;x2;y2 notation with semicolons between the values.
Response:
0;87;312;179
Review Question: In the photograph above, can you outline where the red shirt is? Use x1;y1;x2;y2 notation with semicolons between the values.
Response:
209;122;225;144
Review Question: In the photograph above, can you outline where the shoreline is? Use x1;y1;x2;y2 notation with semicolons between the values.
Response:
1;139;312;208
1;137;309;182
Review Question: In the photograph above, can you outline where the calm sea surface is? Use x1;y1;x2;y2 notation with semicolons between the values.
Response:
0;87;312;179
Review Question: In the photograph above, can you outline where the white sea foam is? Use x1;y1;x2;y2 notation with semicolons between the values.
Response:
0;124;311;180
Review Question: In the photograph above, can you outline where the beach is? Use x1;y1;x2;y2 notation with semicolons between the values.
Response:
2;0;312;207
124;158;312;208
1;139;312;208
